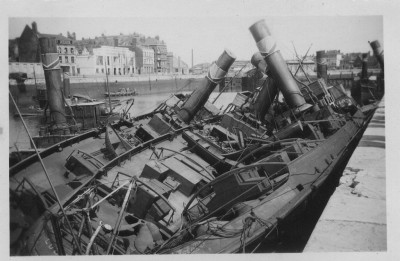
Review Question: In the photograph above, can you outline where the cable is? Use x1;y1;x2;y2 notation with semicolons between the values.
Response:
9;90;83;255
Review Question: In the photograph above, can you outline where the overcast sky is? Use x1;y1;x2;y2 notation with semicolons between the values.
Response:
9;15;382;66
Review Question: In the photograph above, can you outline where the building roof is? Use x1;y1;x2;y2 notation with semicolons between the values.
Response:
20;23;74;44
37;33;72;43
135;45;154;52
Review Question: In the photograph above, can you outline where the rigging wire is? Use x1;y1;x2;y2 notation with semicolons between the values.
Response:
9;90;83;255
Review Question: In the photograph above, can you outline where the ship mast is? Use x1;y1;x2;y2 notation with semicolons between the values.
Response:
105;62;112;116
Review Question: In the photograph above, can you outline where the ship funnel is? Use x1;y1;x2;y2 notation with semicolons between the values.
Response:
251;52;278;122
39;37;69;134
370;40;384;71
178;49;236;123
316;50;328;83
361;53;369;80
249;20;312;113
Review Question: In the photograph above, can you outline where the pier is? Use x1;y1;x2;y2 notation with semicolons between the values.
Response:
304;97;386;251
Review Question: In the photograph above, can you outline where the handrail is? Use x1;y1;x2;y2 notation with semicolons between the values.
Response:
10;128;101;176
112;171;177;218
77;150;105;166
135;177;176;213
157;147;215;181
98;124;197;173
14;177;50;209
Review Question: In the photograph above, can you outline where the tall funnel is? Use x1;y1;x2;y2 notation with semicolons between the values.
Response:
370;40;384;71
316;50;328;83
251;52;278;122
361;53;369;80
39;37;69;133
249;20;311;113
178;49;236;123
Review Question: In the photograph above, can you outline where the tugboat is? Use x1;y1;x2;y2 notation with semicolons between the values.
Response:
10;19;382;255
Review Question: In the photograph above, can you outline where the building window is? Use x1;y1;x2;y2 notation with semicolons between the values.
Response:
65;56;69;63
101;68;104;73
96;56;103;66
96;68;99;73
59;56;62;63
70;48;74;54
71;56;75;63
64;48;68;54
107;56;110;65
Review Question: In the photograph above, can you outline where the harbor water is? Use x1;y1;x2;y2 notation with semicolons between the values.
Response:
9;89;238;151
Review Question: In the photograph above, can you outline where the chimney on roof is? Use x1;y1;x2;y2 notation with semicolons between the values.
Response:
32;22;38;34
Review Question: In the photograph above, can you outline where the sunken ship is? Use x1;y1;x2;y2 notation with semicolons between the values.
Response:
10;19;383;255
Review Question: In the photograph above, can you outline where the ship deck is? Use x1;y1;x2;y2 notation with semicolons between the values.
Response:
98;133;215;231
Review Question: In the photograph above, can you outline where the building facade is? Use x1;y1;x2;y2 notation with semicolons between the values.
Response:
167;52;174;74
56;37;77;75
169;54;189;75
76;46;135;76
323;50;343;69
144;37;168;73
341;52;379;69
16;22;78;75
191;63;210;74
134;46;154;74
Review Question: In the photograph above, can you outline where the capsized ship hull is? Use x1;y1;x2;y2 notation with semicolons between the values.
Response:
10;20;382;255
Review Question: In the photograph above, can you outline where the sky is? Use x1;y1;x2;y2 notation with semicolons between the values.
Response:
9;16;383;66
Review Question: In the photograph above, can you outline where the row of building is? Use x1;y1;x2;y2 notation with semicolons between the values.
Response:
9;22;189;78
191;51;380;76
9;22;380;79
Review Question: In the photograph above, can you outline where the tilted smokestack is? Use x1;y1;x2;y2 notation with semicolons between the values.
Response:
370;40;384;71
316;50;328;83
39;37;69;133
251;52;278;122
249;19;311;113
177;49;236;123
